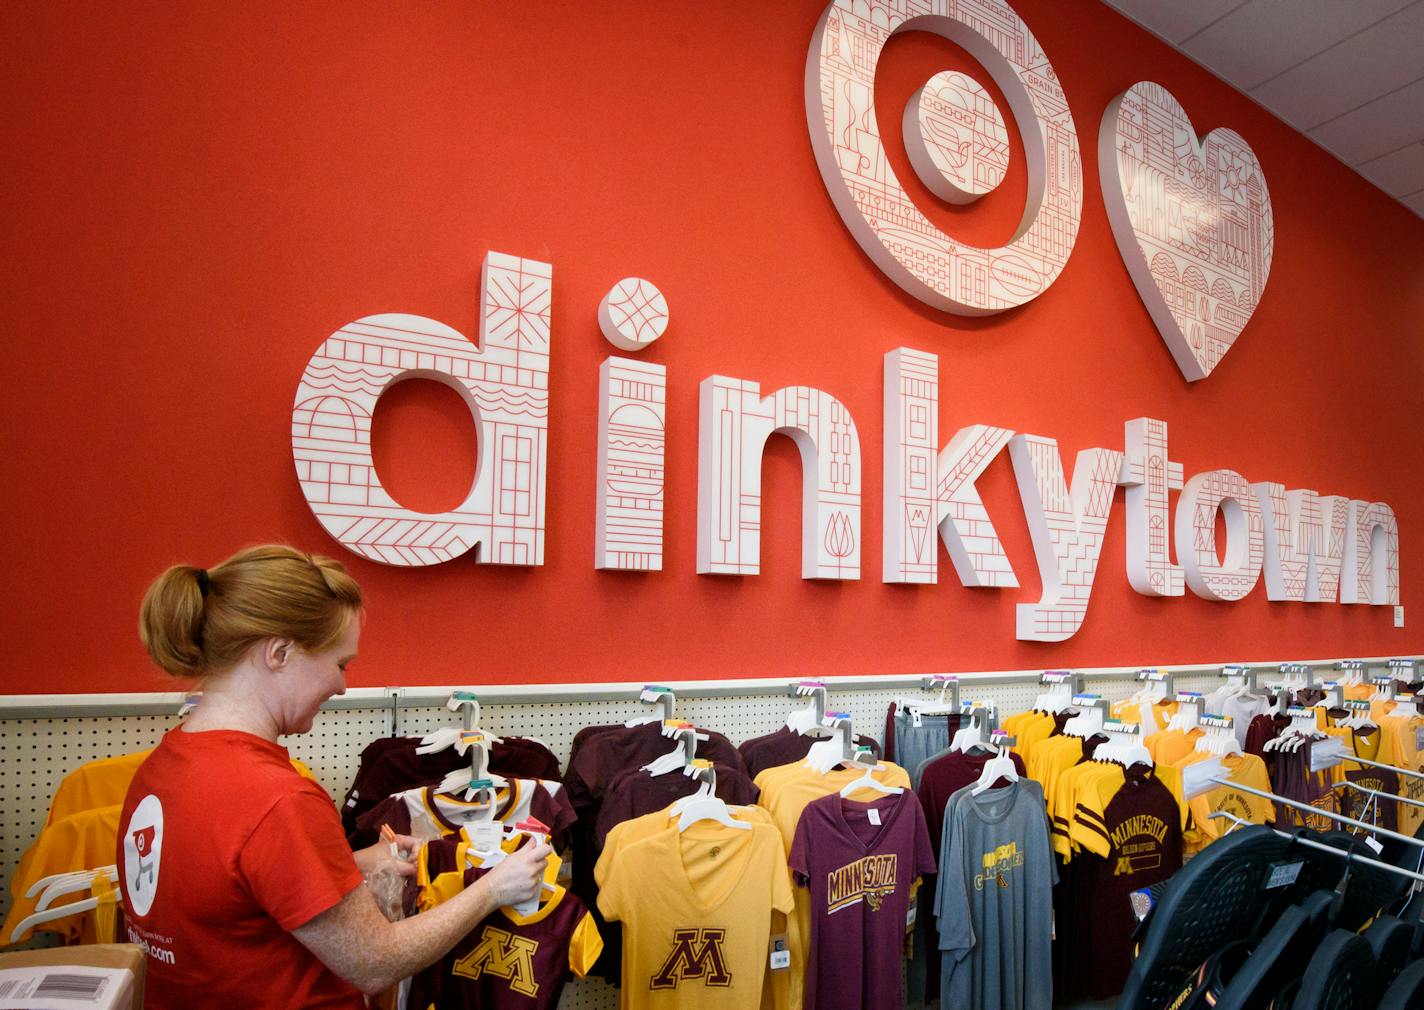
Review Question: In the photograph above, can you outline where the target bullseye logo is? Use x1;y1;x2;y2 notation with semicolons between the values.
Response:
806;0;1083;316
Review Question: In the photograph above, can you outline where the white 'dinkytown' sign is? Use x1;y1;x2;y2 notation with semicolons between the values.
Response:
1101;81;1274;382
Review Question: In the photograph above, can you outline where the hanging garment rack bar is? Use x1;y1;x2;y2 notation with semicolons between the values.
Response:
1209;777;1424;849
1336;753;1424;782
1210;812;1424;886
1336;780;1424;811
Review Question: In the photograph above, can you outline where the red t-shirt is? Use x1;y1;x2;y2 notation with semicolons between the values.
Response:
117;728;365;1009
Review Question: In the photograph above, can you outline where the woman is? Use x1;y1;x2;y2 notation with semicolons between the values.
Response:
119;545;550;1007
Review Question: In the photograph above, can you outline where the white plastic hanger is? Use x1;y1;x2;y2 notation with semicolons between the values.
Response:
420;692;505;754
1167;694;1203;733
839;755;904;797
971;750;1020;796
8;866;120;944
804;714;856;774
785;682;831;736
676;764;752;833
1388;695;1422;718
625;686;676;727
644;723;705;776
438;732;509;796
1062;697;1107;737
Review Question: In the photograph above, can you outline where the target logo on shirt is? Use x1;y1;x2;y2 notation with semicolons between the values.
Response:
122;794;165;917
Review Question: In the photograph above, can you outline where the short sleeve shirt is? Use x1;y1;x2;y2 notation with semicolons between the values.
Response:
789;790;936;1010
118;728;364;1009
597;820;793;1010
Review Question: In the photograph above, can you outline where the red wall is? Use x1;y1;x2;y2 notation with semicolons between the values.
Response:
5;2;1423;694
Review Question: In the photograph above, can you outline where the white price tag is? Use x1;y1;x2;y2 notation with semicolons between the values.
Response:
470;821;501;852
1266;861;1304;889
770;950;791;970
1365;836;1384;856
868;808;882;826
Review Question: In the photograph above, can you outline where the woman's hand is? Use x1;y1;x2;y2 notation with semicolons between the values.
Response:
352;833;421;878
481;839;553;907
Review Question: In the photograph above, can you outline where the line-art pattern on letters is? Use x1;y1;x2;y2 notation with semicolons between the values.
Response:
597;358;666;571
1176;469;1264;602
698;377;861;580
1120;417;1183;597
1011;436;1123;641
807;0;1083;314
1102;81;1273;381
904;70;1010;203
1342;501;1400;605
884;349;1018;588
292;252;551;567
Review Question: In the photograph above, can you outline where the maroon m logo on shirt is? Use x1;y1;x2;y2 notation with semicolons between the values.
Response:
649;928;732;989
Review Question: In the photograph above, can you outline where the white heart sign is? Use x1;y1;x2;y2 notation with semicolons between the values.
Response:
1100;81;1274;382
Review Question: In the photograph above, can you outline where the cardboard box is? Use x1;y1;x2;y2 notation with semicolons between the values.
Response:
0;944;144;1010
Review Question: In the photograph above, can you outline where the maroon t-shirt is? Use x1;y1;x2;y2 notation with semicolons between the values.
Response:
407;852;594;1010
341;736;561;840
563;721;743;901
916;749;1028;848
592;763;759;850
739;727;881;780
789;790;937;1010
1065;767;1183;1001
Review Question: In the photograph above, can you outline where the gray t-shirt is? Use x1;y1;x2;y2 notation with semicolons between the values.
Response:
934;777;1057;1010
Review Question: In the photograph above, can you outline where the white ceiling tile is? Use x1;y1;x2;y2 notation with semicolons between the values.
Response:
1250;3;1424;129
1184;0;1416;90
1100;0;1251;44
1356;141;1424;196
1309;78;1424;164
1401;190;1424;217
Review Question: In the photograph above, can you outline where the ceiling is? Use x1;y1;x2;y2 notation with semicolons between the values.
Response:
1101;0;1424;219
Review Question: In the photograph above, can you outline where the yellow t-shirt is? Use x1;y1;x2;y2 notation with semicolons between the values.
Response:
1146;729;1203;768
1058;763;1124;859
1380;713;1424;835
597;820;794;1010
1029;735;1082;822
2;804;122;945
1179;753;1274;853
1008;711;1057;766
46;749;153;826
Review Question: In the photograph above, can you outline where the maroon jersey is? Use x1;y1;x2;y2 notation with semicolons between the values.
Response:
342;736;561;841
1062;767;1182;1001
593;763;759;850
353;779;575;851
739;727;881;779
789;790;937;1010
407;861;601;1010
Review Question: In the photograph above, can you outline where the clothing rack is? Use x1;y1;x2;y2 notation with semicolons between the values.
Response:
1220;664;1259;692
1336;780;1424;811
1138;669;1175;697
1277;662;1315;688
920;674;961;711
1208;776;1424;849
1210;811;1424;886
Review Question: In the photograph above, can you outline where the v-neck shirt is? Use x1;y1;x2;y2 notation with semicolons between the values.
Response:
597;819;793;1010
789;789;937;1010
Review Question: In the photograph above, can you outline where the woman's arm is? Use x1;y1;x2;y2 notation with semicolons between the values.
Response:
292;838;552;995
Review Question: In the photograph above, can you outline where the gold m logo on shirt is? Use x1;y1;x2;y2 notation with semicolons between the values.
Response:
649;928;732;989
452;926;540;997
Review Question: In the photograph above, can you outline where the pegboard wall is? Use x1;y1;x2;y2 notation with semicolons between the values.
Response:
0;661;1407;1009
